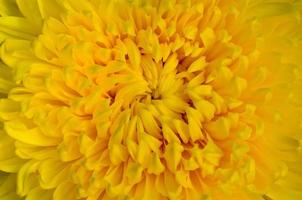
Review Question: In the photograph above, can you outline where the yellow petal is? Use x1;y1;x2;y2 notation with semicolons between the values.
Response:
0;99;20;121
0;39;34;75
205;117;230;140
126;162;143;184
183;26;198;40
161;53;178;75
39;159;70;189
26;186;52;200
17;161;39;196
109;144;128;165
175;170;193;188
194;99;216;121
164;171;182;199
202;140;223;166
172;119;190;143
147;153;165;175
200;27;215;49
164;142;183;172
5;120;61;146
162;123;181;144
138;108;161;138
136;140;151;166
124;38;141;72
188;57;207;73
186;107;204;141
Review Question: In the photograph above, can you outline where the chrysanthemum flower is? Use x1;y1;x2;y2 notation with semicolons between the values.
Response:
0;0;302;199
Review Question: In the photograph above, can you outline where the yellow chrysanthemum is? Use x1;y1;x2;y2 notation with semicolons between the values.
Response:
0;0;302;199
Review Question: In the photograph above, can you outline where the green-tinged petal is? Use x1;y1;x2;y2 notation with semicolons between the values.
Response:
0;17;37;42
0;0;21;16
36;0;63;20
0;173;22;200
248;2;294;18
53;181;76;200
15;0;42;31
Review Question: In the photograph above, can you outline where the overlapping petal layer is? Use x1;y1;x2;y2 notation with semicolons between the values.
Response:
0;0;302;199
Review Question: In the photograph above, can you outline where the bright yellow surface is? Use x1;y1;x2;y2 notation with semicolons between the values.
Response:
0;0;302;199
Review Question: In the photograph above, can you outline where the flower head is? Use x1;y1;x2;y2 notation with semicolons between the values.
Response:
0;0;302;199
